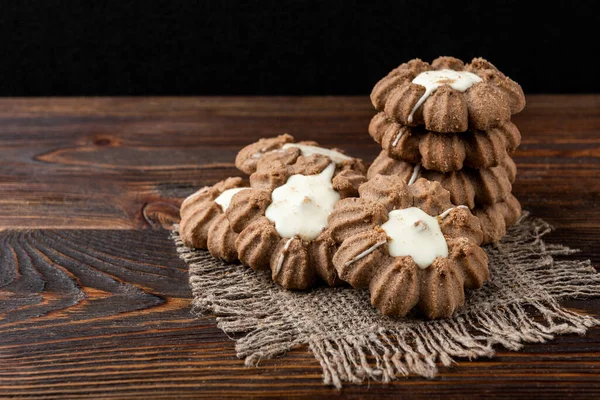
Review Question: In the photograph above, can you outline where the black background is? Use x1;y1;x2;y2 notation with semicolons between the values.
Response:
1;1;598;96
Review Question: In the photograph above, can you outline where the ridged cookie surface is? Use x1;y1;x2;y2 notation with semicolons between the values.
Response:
368;151;517;209
369;112;520;172
371;56;525;132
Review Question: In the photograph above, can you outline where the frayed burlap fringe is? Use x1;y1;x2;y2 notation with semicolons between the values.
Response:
173;213;600;388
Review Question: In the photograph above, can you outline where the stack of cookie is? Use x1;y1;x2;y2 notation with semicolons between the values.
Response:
176;55;524;319
367;56;525;243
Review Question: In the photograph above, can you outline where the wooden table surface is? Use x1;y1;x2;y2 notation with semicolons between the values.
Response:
0;96;598;398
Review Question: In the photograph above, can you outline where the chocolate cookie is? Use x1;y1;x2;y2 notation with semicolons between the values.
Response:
225;156;364;289
328;174;488;319
369;112;521;172
235;133;366;176
367;151;517;209
250;149;367;198
371;56;525;132
179;177;249;261
475;194;522;244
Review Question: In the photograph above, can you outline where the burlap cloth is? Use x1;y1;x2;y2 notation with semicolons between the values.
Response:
173;213;600;388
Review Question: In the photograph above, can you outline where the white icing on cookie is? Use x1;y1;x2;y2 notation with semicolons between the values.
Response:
381;207;448;269
214;188;249;211
266;163;340;240
408;69;482;123
438;205;469;219
344;240;387;267
392;130;404;147
275;237;295;275
282;143;352;164
408;164;421;185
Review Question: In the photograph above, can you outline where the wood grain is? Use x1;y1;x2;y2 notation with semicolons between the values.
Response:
0;96;598;398
0;229;598;399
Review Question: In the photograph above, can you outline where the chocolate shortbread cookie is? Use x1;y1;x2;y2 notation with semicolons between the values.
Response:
368;151;517;209
250;148;367;198
225;155;365;289
371;56;525;132
179;177;249;261
328;175;488;319
369;112;521;172
235;133;366;176
475;194;522;244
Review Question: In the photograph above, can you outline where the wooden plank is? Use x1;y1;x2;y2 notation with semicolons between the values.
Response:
0;229;598;399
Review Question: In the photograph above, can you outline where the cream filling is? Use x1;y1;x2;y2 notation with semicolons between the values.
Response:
282;143;352;164
275;237;295;275
214;188;250;211
381;207;448;269
344;240;387;267
266;163;340;240
408;69;482;123
392;130;404;147
438;205;469;219
408;164;421;185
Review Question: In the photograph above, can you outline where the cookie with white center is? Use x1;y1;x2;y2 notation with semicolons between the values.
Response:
179;177;249;262
328;174;488;319
368;150;517;210
369;112;521;172
250;150;367;199
235;133;366;179
226;154;366;289
371;56;525;133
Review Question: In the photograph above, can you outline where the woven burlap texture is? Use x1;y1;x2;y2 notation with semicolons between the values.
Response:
173;213;600;388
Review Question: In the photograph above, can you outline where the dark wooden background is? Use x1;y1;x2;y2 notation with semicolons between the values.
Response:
0;96;598;398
